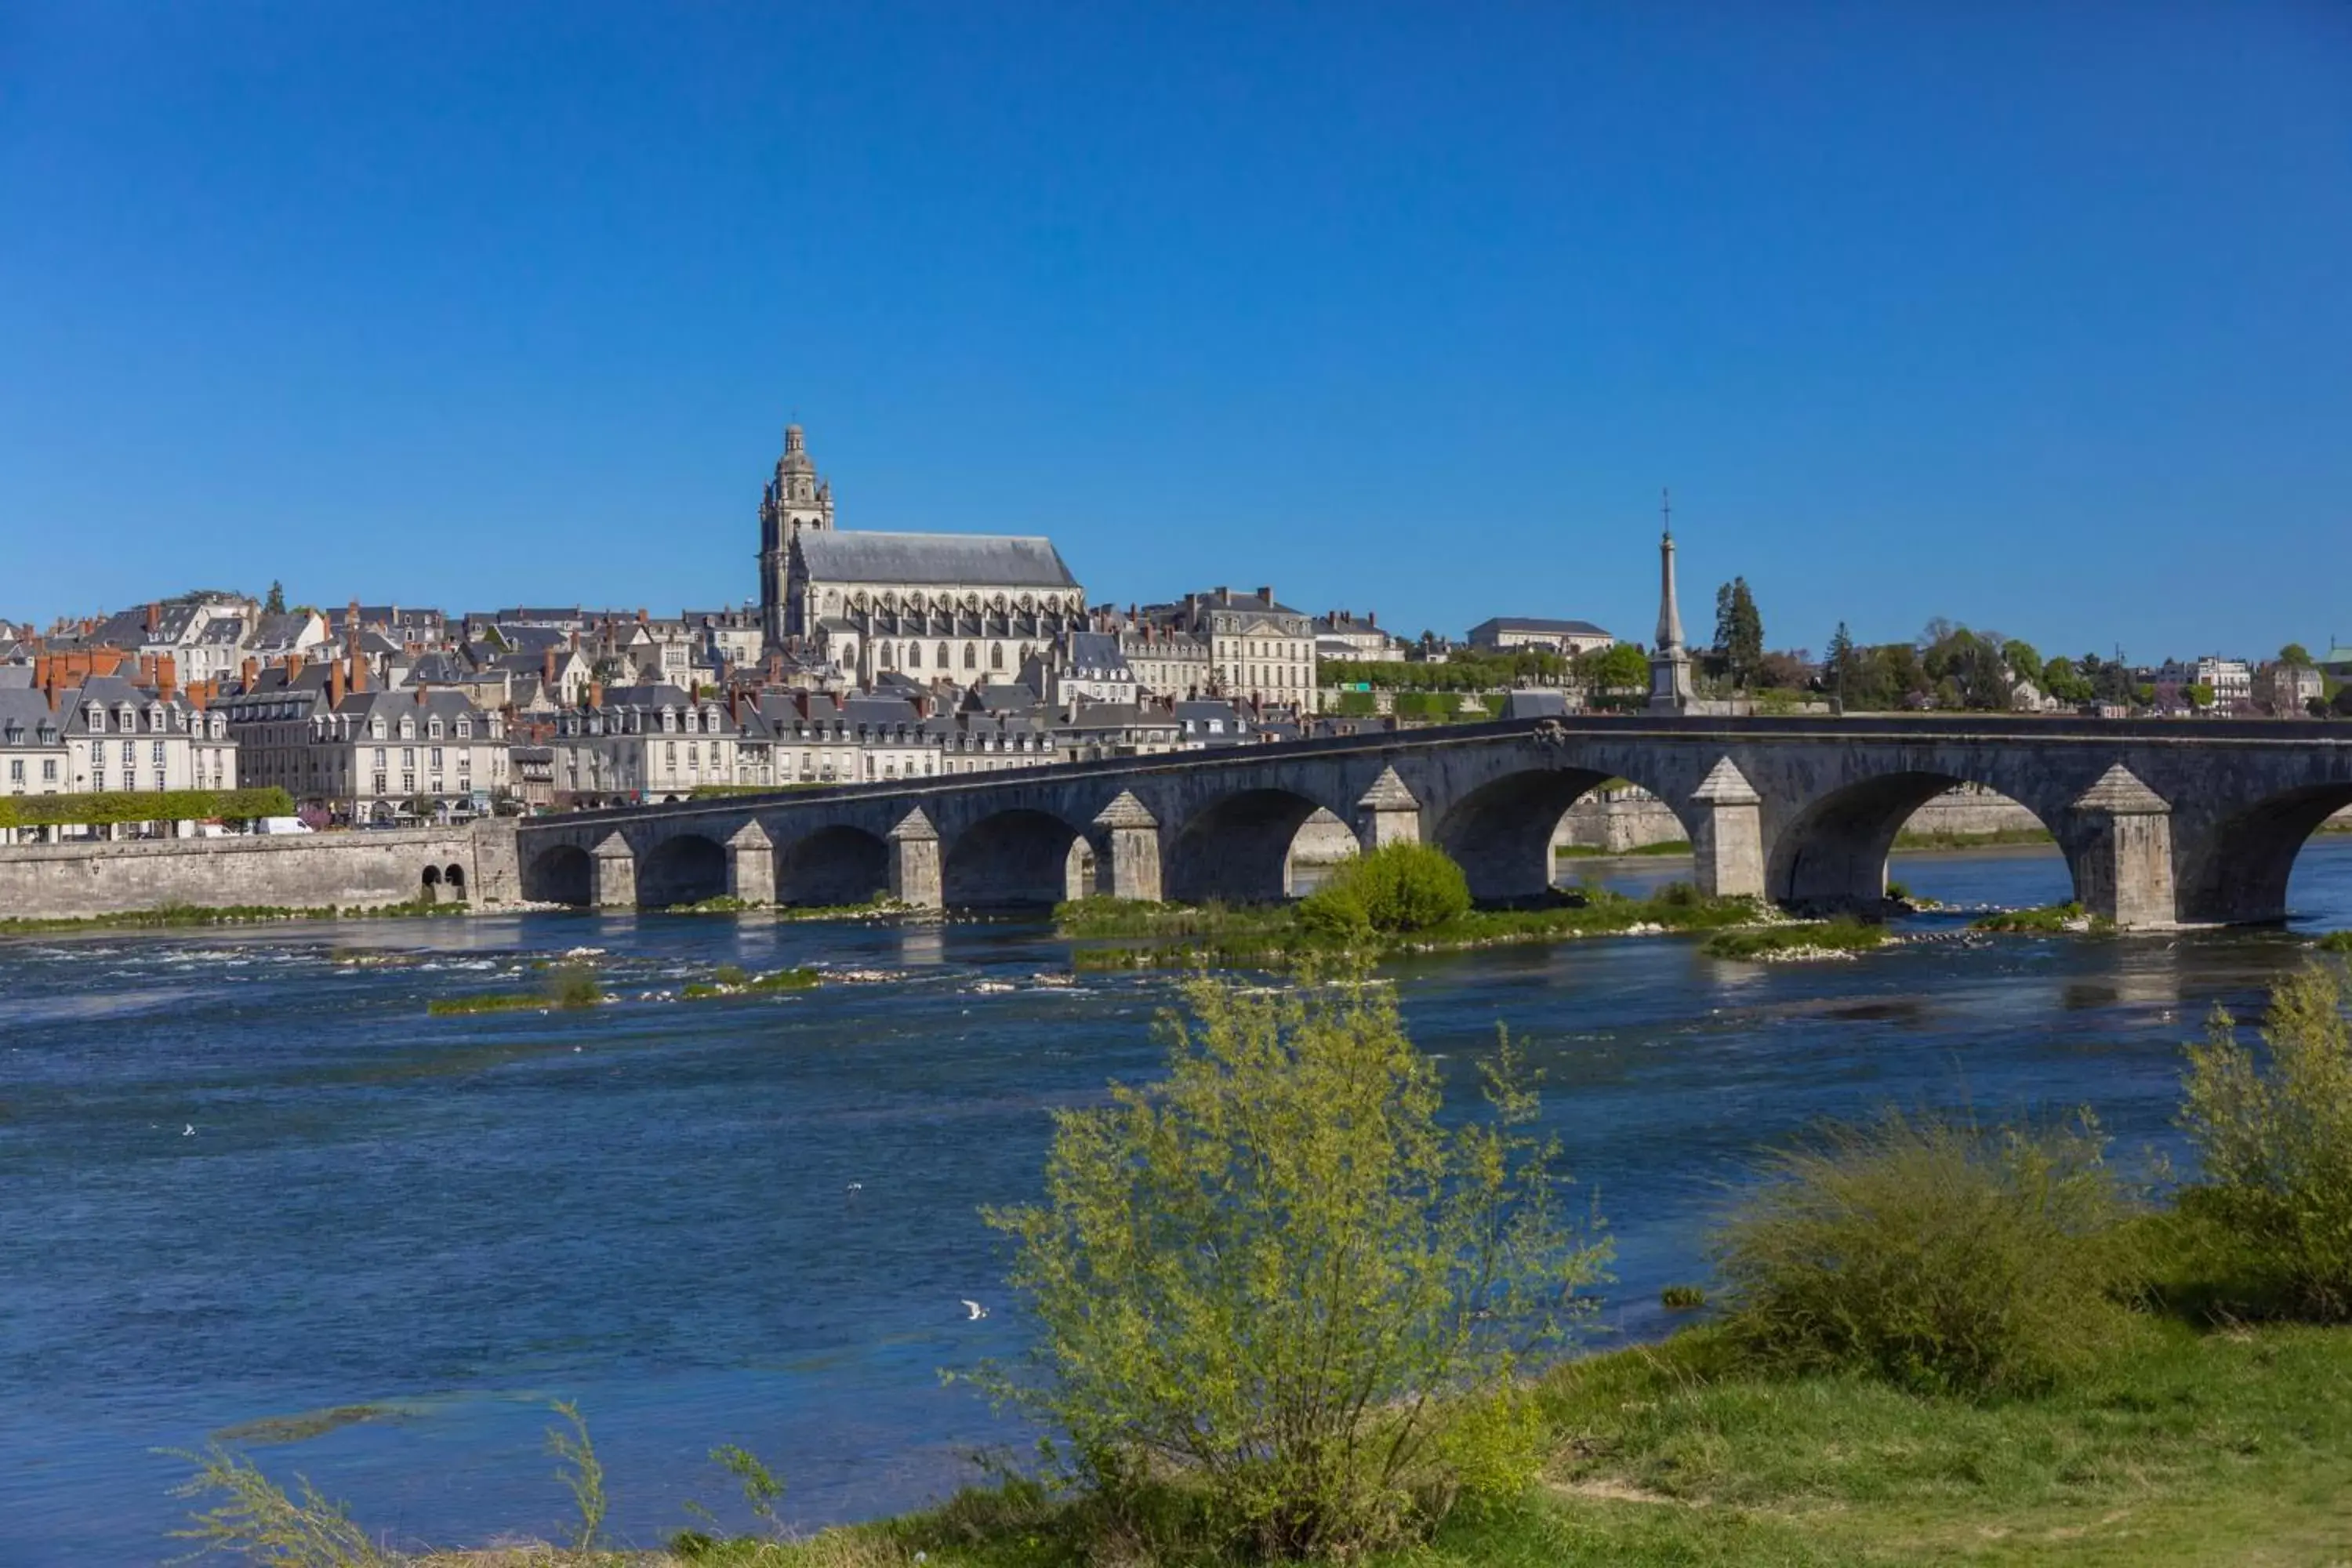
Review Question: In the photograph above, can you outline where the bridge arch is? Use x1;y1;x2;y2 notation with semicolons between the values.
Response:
944;808;1092;908
524;842;593;906
1166;786;1338;905
2178;782;2352;925
637;832;728;909
1769;770;2064;913
778;824;889;906
1433;765;1671;904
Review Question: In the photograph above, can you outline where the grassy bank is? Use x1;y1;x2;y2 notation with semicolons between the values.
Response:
1892;825;2058;851
1973;902;2114;935
681;965;820;999
0;896;466;935
1058;880;1763;971
659;895;914;920
1554;839;1690;858
1700;916;1889;960
426;965;604;1015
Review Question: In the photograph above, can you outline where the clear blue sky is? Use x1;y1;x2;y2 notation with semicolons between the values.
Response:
5;2;2347;662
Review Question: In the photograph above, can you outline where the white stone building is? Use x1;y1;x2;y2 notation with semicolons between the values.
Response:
546;684;734;806
1465;616;1617;657
1142;587;1315;709
60;675;237;796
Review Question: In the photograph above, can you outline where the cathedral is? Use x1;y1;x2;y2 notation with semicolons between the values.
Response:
755;425;1085;688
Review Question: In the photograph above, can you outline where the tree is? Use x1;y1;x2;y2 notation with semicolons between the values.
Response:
2040;655;2092;705
2281;643;2314;669
2001;638;2044;692
1713;579;1764;689
1755;649;1811;691
973;973;1607;1555
1574;641;1650;695
263;580;286;616
2185;682;2217;710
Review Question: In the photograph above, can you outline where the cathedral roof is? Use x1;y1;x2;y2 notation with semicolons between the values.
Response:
794;530;1079;590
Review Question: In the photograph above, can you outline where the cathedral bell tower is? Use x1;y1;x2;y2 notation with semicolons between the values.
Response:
757;423;834;647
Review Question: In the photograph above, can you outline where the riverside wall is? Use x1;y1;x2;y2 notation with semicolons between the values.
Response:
0;822;521;921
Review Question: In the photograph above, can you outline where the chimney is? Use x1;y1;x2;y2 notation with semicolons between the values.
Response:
329;657;346;707
241;656;259;689
637;607;648;623
285;653;304;681
1258;586;1272;603
138;652;157;688
543;647;558;686
1367;610;1376;628
569;629;581;652
33;654;49;692
415;681;429;706
348;642;368;694
157;654;177;702
188;680;209;712
147;601;162;634
586;681;603;710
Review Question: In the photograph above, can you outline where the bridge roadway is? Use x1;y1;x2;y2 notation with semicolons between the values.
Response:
513;715;2352;929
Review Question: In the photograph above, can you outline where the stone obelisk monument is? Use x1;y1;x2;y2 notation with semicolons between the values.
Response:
1647;488;1694;714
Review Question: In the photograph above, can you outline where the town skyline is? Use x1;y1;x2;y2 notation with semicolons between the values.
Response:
7;7;2347;655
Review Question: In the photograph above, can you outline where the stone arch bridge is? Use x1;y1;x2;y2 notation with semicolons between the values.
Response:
513;716;2352;929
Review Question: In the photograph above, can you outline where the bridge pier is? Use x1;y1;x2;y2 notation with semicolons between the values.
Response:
887;808;943;909
1690;757;1765;900
727;821;776;906
2070;764;2175;930
1092;792;1163;902
1356;767;1422;851
590;832;637;909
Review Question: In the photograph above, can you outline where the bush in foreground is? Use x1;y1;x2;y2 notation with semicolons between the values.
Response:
2180;958;2352;1320
1295;842;1472;938
1712;1108;2135;1396
971;971;1608;1558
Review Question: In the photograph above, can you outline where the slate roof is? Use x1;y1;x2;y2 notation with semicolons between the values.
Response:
0;688;67;741
1065;630;1132;677
1468;616;1612;638
795;530;1078;590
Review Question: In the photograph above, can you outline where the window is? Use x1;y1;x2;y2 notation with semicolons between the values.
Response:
374;747;387;767
401;748;416;768
7;760;20;784
42;760;56;782
430;747;443;768
666;742;677;768
151;740;165;765
456;720;471;739
122;739;136;765
87;705;106;732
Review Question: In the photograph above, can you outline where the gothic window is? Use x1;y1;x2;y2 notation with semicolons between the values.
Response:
990;644;1006;670
907;641;922;669
879;642;895;669
964;643;978;670
937;642;952;668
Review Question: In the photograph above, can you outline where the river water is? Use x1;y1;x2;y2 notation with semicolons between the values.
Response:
5;839;2350;1564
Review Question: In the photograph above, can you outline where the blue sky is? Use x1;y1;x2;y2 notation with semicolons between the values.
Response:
5;2;2347;662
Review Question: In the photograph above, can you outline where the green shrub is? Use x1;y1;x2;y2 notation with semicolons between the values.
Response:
1660;1284;1708;1311
1702;918;1888;960
2319;931;2352;953
1712;1109;2133;1396
2180;960;2352;1319
546;964;604;1009
1296;842;1473;937
713;964;749;987
0;786;296;830
971;972;1609;1557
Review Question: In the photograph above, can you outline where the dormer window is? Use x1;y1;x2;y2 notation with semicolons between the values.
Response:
87;705;105;732
369;718;387;740
427;718;444;740
399;719;415;740
118;705;138;731
456;720;471;739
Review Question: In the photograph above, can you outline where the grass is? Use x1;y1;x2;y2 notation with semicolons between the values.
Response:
1555;840;1691;858
2319;931;2352;953
1892;825;2058;851
1700;918;1890;961
1059;884;1762;971
1973;902;2114;935
0;896;466;934
427;964;605;1016
681;966;821;1000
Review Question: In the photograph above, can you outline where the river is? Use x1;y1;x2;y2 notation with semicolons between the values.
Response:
4;838;2349;1563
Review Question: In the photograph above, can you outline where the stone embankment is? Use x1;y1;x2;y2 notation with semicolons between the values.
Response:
0;821;520;921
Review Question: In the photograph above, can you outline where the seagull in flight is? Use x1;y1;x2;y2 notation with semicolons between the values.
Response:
182;1124;195;1137
960;1299;989;1320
